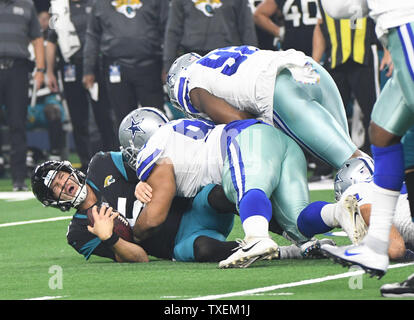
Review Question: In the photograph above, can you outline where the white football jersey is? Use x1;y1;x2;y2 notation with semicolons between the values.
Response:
177;46;316;125
135;119;224;198
367;0;414;38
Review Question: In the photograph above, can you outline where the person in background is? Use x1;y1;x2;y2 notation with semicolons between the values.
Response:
162;0;258;84
254;0;321;57
46;0;118;173
311;1;386;181
82;0;168;127
0;0;45;191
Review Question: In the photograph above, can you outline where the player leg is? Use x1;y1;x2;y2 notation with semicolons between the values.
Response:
220;123;283;268
173;184;236;262
272;66;357;169
265;133;337;256
322;26;414;278
398;126;414;249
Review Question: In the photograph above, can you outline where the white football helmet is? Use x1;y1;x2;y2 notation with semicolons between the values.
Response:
166;52;201;112
118;107;169;170
334;157;375;201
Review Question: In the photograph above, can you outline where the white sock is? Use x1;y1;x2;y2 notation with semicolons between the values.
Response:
366;183;400;252
242;215;269;240
320;203;338;228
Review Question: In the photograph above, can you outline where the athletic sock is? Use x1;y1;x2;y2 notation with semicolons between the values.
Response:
297;201;332;238
239;189;272;239
366;144;405;253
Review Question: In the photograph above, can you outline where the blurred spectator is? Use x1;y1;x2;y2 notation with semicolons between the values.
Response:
162;0;258;82
312;5;381;157
83;0;168;126
46;0;118;173
0;0;45;191
251;0;283;50
27;10;66;161
254;0;321;57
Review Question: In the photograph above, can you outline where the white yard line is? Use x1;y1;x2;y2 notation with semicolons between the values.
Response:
188;262;414;300
0;191;35;202
24;295;68;300
0;216;72;228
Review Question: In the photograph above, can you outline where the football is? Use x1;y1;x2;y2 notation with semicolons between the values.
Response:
86;205;134;243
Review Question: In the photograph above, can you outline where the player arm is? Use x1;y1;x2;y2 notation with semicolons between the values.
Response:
133;160;176;242
87;205;149;263
253;0;284;38
189;88;255;124
312;19;326;63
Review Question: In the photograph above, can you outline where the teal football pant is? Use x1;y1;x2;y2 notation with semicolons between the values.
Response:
173;184;234;262
371;23;414;137
272;59;357;169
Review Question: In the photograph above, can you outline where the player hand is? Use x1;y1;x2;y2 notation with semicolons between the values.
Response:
87;205;119;241
33;71;44;90
380;48;394;78
82;74;95;90
135;181;153;203
47;72;59;92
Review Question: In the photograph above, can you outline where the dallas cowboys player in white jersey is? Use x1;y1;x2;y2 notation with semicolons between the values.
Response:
317;0;414;281
126;108;366;268
165;46;371;173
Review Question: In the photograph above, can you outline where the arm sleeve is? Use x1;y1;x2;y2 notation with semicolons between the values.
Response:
28;3;42;40
163;0;184;71
83;0;101;75
46;28;58;44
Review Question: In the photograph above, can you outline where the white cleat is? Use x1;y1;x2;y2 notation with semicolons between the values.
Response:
321;242;389;279
218;237;279;269
335;195;368;245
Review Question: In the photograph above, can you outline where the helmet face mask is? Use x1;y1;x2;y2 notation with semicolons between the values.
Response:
120;140;140;171
334;157;374;201
166;52;201;111
31;160;87;211
118;107;169;170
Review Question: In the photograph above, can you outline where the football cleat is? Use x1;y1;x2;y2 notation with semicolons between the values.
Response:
321;242;389;279
334;194;367;245
380;273;414;297
301;238;336;259
218;237;279;269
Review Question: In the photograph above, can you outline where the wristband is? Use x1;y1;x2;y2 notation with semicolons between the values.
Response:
102;233;119;247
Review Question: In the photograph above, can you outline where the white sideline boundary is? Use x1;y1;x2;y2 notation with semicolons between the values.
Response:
0;216;72;228
188;262;414;300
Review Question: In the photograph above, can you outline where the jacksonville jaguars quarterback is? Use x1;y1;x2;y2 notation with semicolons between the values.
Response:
31;153;244;263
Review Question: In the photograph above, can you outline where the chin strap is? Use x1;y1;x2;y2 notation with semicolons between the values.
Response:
72;183;88;209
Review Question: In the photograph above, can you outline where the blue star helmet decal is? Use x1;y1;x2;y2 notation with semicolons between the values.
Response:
125;117;145;139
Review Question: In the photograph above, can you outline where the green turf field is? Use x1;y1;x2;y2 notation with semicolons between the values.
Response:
0;188;413;302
